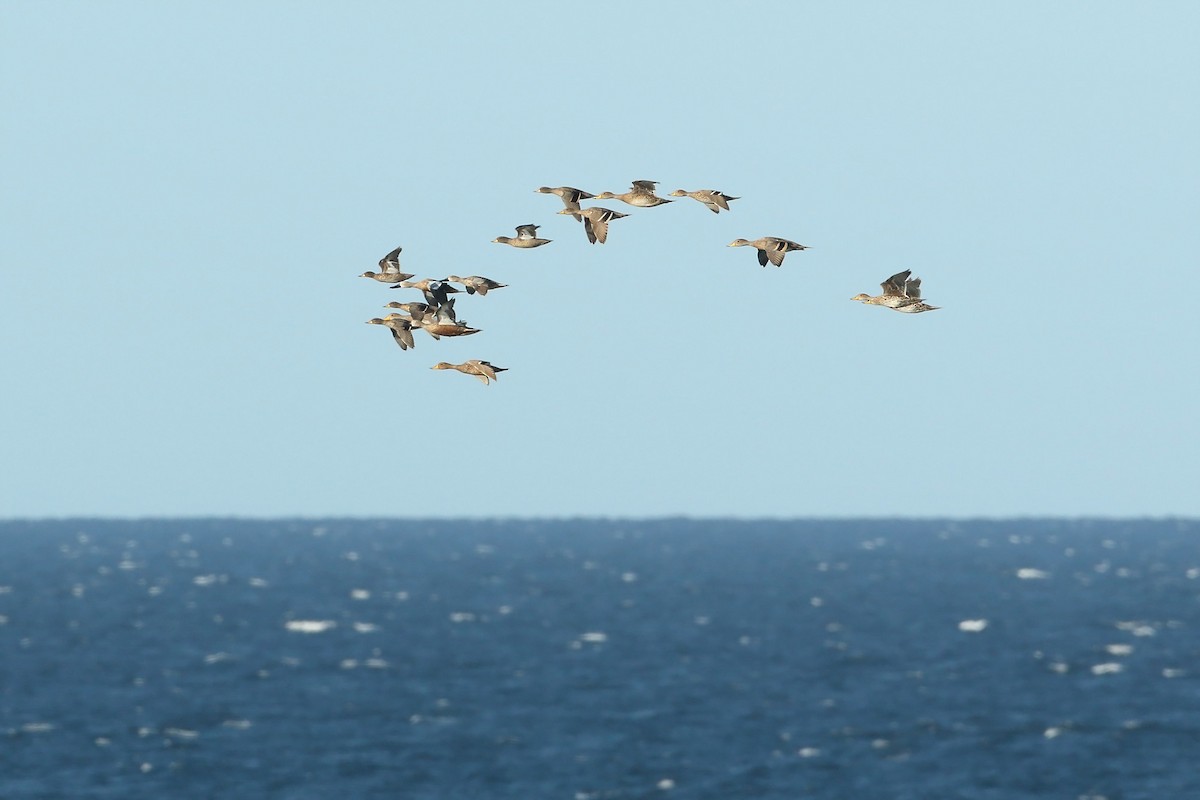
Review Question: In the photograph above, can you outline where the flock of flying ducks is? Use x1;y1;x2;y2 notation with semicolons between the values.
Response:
362;180;939;385
361;245;507;384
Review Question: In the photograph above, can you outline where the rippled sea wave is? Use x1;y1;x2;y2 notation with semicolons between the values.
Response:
1;518;1197;799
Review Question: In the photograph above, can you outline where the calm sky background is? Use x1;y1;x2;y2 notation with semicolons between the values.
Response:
3;2;1197;518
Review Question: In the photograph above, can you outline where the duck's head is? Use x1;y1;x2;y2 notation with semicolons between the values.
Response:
359;271;378;278
850;294;873;303
668;190;687;197
592;191;616;200
727;239;751;247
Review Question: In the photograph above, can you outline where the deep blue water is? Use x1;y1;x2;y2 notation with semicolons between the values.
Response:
1;519;1198;799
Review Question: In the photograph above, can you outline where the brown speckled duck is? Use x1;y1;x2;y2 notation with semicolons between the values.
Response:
432;360;508;385
535;186;595;221
727;236;811;267
852;270;940;313
593;180;673;208
366;315;416;351
443;275;507;296
493;224;551;248
557;206;629;244
668;189;739;213
383;301;434;322
359;245;415;283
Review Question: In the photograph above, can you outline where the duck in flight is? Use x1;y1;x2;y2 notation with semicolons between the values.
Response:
432;360;508;385
728;236;811;267
557;206;629;244
535;186;595;221
493;224;551;248
593;180;673;208
359;245;415;283
366;315;416;350
669;189;739;213
852;270;940;313
444;275;507;296
391;278;460;309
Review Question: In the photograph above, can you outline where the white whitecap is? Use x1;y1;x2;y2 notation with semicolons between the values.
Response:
449;612;476;623
1117;621;1157;637
1091;662;1124;675
285;620;337;633
165;728;199;740
353;622;378;633
1016;568;1050;580
1105;644;1133;656
958;619;988;632
579;632;608;643
350;589;370;600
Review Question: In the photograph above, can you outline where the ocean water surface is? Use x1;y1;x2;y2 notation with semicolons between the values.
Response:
1;518;1197;799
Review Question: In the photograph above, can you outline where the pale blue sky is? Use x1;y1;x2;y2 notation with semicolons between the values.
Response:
3;2;1198;518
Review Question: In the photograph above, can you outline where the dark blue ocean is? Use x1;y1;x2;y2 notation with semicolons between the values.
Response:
1;519;1197;799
